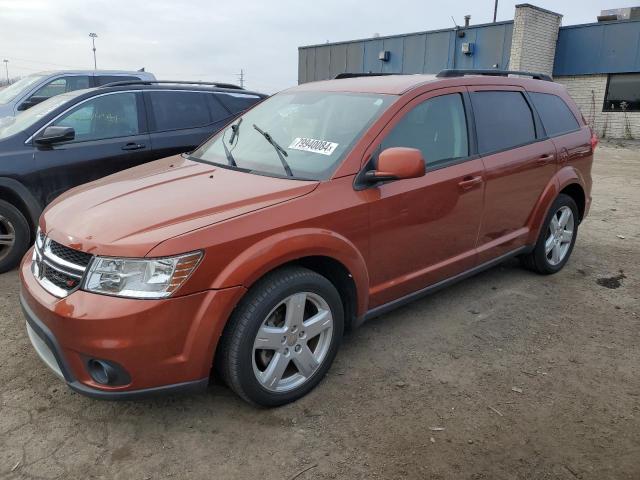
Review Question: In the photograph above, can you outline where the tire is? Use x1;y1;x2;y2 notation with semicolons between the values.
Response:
0;200;31;274
216;266;344;407
521;193;579;275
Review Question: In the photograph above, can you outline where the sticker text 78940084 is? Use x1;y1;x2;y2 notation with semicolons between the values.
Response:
288;137;339;156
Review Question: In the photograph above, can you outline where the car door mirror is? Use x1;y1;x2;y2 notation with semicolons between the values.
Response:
365;147;426;183
34;126;75;146
17;97;46;111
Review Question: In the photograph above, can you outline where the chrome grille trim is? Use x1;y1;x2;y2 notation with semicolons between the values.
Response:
32;233;93;298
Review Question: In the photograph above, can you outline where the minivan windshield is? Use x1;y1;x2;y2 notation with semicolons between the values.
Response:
191;91;396;180
0;74;47;105
0;90;84;140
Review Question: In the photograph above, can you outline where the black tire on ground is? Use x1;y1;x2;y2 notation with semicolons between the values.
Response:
216;266;344;407
0;200;31;274
520;193;579;275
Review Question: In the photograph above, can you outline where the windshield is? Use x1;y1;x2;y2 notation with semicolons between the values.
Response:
191;91;396;180
0;90;84;140
0;74;47;105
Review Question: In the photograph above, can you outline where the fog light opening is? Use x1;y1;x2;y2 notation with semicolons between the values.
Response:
88;359;117;385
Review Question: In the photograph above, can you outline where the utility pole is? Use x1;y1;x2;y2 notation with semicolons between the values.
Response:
89;32;98;69
493;0;499;22
238;69;244;88
3;59;8;85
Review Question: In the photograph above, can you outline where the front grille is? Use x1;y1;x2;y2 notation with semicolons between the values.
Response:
32;232;93;298
48;240;93;267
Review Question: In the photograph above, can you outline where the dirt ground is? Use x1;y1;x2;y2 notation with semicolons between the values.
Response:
1;143;638;480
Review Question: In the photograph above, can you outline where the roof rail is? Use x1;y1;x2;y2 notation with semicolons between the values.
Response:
436;69;553;82
98;80;245;90
334;72;396;80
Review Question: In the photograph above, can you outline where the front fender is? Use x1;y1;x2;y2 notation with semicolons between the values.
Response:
212;228;370;316
526;165;586;244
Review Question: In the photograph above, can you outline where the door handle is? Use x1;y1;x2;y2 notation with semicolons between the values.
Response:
122;143;145;151
458;175;483;191
536;153;555;165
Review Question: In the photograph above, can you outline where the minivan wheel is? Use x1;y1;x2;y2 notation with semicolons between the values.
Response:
0;200;30;274
521;193;579;275
217;266;344;407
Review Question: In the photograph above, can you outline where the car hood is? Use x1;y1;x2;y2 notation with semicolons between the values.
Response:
42;155;319;257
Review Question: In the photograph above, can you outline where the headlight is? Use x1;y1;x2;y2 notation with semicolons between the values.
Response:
83;251;202;299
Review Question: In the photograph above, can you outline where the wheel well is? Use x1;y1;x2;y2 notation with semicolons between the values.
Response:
559;183;585;222
255;256;359;331
0;186;36;239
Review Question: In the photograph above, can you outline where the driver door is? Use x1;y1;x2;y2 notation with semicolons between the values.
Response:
364;88;485;308
32;91;153;205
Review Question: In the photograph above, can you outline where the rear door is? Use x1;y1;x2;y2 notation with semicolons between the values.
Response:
469;87;557;263
32;91;153;205
364;88;485;307
145;90;228;158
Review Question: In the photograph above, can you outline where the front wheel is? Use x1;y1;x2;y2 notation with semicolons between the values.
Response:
521;193;579;274
217;266;344;407
0;200;31;274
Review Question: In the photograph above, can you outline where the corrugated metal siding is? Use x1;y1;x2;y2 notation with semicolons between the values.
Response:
298;21;513;84
553;20;640;76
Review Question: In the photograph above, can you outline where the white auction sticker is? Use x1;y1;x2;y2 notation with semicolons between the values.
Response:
289;137;339;156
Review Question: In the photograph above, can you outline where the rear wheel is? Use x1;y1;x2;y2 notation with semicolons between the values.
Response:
0;200;30;273
217;266;344;407
521;193;578;275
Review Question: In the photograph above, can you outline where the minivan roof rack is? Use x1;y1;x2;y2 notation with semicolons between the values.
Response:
99;80;245;90
436;69;553;82
334;73;395;79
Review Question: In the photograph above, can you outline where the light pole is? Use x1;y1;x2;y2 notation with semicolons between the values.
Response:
89;33;98;69
3;59;9;85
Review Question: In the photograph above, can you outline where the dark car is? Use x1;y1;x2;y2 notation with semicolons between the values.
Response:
0;81;266;272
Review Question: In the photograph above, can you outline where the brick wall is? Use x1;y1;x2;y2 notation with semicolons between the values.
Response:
509;4;562;76
556;75;640;139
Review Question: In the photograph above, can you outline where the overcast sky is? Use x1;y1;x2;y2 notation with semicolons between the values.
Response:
1;0;638;93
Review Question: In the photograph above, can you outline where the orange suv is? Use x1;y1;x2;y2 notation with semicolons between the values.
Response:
20;70;595;406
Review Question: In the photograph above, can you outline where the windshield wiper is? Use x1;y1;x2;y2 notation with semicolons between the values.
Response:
252;123;293;177
229;117;242;144
222;137;238;167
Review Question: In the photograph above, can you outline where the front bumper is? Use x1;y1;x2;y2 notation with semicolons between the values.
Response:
20;253;246;399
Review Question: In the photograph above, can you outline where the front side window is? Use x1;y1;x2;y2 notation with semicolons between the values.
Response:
471;91;536;154
381;93;469;166
149;91;211;131
604;73;640;112
192;91;395;180
0;74;47;104
31;76;90;100
530;92;579;137
53;92;139;142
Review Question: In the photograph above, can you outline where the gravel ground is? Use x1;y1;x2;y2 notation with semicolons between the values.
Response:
1;143;638;480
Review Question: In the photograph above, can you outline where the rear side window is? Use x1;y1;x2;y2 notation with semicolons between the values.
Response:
381;93;469;165
148;91;211;131
215;92;263;113
96;76;140;86
32;76;90;99
471;91;536;154
530;92;579;137
207;94;232;122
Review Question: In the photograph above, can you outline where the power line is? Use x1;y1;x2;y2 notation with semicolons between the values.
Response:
0;55;77;69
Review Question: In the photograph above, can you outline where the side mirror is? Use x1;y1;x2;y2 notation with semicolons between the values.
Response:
365;147;426;183
17;97;46;111
34;126;75;146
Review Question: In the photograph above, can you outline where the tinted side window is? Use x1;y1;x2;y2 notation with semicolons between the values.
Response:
471;91;536;154
149;91;211;131
207;94;232;121
381;93;468;165
215;92;263;113
32;76;90;99
96;76;140;86
529;92;579;137
53;92;139;141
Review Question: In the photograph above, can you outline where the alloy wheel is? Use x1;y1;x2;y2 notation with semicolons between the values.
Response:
545;206;574;266
252;292;334;393
0;215;16;262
